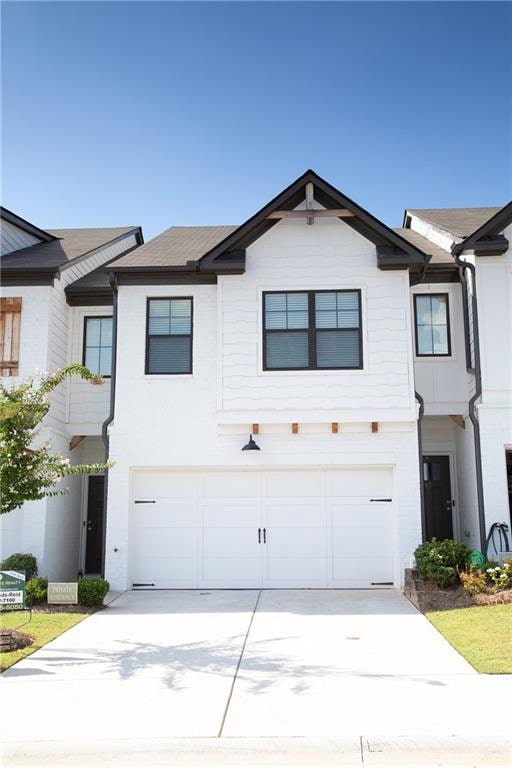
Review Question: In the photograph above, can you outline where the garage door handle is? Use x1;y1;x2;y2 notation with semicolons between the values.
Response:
263;528;267;543
258;528;261;543
370;498;392;502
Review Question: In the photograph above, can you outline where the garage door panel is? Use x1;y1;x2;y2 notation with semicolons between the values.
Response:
202;503;260;528
133;502;195;528
203;527;261;559
331;526;392;557
200;472;260;498
132;557;196;587
264;471;322;497
133;471;195;498
265;502;324;527
331;503;392;529
133;527;196;559
331;556;393;586
266;527;326;558
201;557;261;585
265;558;327;585
327;469;392;497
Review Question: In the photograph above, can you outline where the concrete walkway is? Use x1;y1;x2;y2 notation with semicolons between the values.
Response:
2;589;510;766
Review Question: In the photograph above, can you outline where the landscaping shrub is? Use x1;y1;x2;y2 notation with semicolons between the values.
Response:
414;538;470;588
0;553;38;581
486;562;512;592
25;577;48;605
77;578;109;607
460;568;487;596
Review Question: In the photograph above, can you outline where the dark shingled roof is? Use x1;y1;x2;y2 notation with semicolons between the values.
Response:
109;225;238;269
393;228;453;264
1;227;138;271
407;208;502;239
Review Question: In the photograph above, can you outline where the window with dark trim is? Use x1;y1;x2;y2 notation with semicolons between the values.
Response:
263;290;363;370
83;316;112;377
145;297;193;374
414;293;451;356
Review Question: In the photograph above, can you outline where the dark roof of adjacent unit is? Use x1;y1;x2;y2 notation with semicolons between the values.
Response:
1;226;140;271
109;225;238;270
392;228;453;264
406;207;502;239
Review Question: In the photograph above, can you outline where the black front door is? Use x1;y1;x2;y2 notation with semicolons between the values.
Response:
85;476;104;574
423;455;454;540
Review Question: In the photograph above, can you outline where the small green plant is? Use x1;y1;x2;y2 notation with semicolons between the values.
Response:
0;552;38;581
78;578;109;607
25;577;48;605
460;568;487;596
414;538;470;588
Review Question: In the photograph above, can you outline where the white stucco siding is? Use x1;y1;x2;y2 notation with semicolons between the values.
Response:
68;306;111;433
412;282;469;415
0;219;41;255
218;217;416;421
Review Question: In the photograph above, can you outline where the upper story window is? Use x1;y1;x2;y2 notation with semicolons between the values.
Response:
83;316;112;377
146;297;193;374
414;293;451;357
0;297;22;377
263;290;362;370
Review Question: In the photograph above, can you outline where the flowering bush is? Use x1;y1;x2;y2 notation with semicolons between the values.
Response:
0;365;112;515
459;568;488;596
414;538;470;587
486;562;512;592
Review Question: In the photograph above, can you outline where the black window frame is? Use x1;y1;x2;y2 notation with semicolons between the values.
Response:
262;289;363;371
145;296;194;375
414;293;452;358
82;315;113;379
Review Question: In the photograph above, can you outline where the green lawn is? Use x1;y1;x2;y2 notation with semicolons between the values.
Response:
0;610;87;671
427;604;512;674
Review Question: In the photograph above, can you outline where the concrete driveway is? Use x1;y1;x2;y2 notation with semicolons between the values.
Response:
2;589;510;764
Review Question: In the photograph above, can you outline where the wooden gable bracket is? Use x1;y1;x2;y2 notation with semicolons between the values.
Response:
69;435;86;451
450;415;465;430
331;422;339;434
291;423;299;434
371;422;379;433
267;181;355;224
252;423;259;435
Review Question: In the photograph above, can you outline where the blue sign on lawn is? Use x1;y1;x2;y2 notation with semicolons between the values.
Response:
0;570;26;611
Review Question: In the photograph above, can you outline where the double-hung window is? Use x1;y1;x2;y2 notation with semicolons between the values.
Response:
263;290;362;370
146;297;193;374
414;293;451;356
83;316;112;377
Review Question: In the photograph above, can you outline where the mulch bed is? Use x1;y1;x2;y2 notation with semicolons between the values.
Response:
418;581;512;612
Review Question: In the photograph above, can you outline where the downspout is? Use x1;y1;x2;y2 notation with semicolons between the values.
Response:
100;272;118;578
453;252;486;550
410;262;428;540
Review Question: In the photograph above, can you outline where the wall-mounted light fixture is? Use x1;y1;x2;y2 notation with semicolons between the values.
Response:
241;434;261;451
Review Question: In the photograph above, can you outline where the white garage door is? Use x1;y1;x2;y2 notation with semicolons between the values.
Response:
131;469;394;589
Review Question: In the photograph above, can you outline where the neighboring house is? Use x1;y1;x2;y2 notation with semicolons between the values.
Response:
0;207;143;579
1;172;510;590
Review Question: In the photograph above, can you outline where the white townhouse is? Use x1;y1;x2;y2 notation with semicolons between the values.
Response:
0;208;143;579
1;172;511;592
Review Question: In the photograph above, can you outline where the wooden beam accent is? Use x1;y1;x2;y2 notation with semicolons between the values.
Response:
371;422;379;433
266;209;356;220
252;423;259;435
331;422;339;434
450;415;465;430
305;181;314;225
291;423;299;434
69;435;86;451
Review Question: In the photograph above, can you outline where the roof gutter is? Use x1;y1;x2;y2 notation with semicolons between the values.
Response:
100;272;118;578
453;252;486;550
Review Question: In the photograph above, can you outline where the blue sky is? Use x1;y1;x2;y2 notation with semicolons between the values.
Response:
2;1;511;240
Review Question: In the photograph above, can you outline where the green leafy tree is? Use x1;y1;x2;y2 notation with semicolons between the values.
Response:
0;365;112;515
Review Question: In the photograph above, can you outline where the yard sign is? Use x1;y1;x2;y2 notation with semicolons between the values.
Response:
0;570;26;611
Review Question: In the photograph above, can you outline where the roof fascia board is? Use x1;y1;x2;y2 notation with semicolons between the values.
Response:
198;170;428;270
0;207;56;242
1;268;56;286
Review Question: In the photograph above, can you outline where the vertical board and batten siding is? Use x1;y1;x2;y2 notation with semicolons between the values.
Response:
0;297;22;375
0;219;42;255
46;233;138;429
